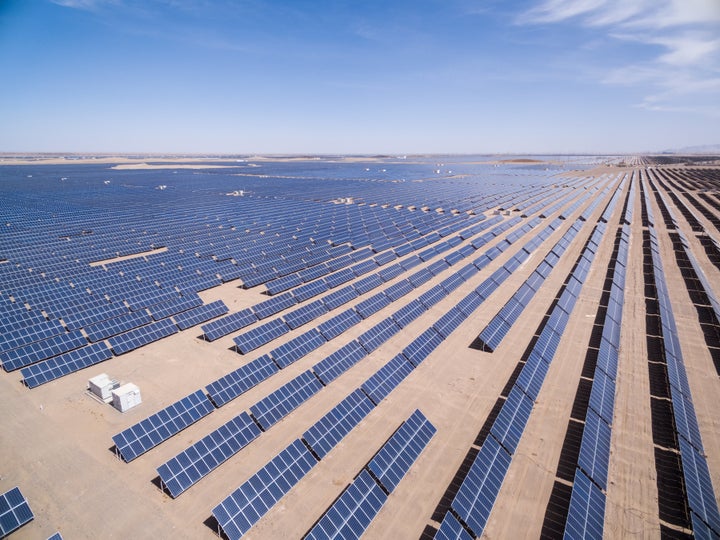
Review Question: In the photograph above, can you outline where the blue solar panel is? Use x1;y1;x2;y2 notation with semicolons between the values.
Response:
451;435;512;537
212;439;318;540
302;389;375;459
233;318;290;354
679;438;720;537
173;300;228;329
435;512;474;540
202;308;257;341
0;486;33;537
291;279;330;303
270;328;327;368
408;268;433;288
250;370;324;430
357;318;401;353
149;294;203;320
368;409;436;492
1;329;88;371
563;469;605;540
577;409;611;491
313;340;367;385
112;390;215;462
0;318;66;354
21;342;113;388
206;354;279;407
361;354;414;405
419;285;448;310
282;299;328;330
588;369;615;424
305;469;387;540
672;388;704;453
384;279;414;301
355;292;391;319
322;285;359;310
434;306;467;339
157;412;261;498
401;329;443;371
490;386;534;454
324;268;355;288
391;298;426;329
106;318;177;355
317;308;362;341
85;310;152;342
378;263;404;282
253;292;297;320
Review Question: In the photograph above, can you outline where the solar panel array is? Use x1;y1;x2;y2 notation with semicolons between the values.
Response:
112;390;215;462
0;486;34;537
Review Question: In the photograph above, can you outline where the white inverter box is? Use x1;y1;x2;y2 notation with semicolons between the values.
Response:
112;383;142;413
88;373;118;403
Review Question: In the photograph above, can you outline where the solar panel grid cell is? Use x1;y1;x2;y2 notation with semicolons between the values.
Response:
0;486;34;537
206;354;279;407
361;354;414;405
250;370;324;430
313;341;367;385
21;342;113;388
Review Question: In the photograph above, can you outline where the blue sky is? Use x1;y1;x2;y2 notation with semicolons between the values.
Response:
1;0;718;154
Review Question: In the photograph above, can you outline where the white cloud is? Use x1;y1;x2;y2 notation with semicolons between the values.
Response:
520;0;720;116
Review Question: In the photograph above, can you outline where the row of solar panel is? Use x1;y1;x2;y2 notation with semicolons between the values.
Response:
440;218;610;539
18;300;229;387
211;410;435;540
156;222;540;501
477;218;584;351
562;188;634;538
201;214;505;342
647;223;720;536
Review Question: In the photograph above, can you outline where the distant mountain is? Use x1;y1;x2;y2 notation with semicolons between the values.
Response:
663;144;720;154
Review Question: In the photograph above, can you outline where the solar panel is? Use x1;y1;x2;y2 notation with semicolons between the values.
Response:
0;486;34;537
253;292;297;320
563;469;606;540
149;294;203;320
322;285;359;310
85;310;152;342
577;409;611;491
112;390;215;462
419;285;448;310
312;340;367;385
434;512;474;540
317;308;362;341
408;268;433;288
233;318;290;354
451;434;512;537
157;412;261;498
305;469;388;540
588;369;615;424
391;298;426;329
490;386;534;454
1;329;88;372
302;389;375;459
270;328;327;368
378;264;404;282
361;354;414;405
324;268;355;288
47;533;63;540
283;299;328;330
250;370;324;430
173;300;229;329
402;327;443;367
355;292;391;319
292;279;329;302
433;307;467;339
672;388;704;453
201;308;257;341
357;318;401;353
106;318;177;356
0;318;66;354
206;354;279;407
368;409;436;492
21;342;113;388
212;439;318;540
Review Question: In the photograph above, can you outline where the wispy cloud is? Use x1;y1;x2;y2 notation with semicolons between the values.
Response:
50;0;119;9
519;0;720;116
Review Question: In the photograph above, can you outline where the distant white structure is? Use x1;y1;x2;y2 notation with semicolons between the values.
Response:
112;383;142;413
88;373;119;403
